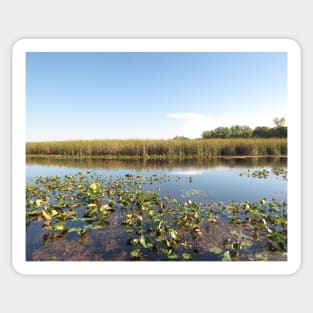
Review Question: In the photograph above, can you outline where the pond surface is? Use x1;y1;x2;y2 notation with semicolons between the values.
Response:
26;157;287;261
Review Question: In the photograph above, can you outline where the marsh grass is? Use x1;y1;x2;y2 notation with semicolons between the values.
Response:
26;138;287;160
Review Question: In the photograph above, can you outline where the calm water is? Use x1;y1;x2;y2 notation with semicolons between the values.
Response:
27;157;287;203
26;157;287;261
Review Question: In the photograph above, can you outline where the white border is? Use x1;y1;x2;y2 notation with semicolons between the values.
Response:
12;39;301;275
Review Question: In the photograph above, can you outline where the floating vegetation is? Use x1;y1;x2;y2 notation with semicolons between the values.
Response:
180;188;211;199
239;167;287;180
26;172;287;261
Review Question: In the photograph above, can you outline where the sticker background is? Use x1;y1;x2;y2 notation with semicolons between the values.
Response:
1;1;310;313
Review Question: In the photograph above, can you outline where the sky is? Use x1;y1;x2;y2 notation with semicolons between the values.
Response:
26;52;287;141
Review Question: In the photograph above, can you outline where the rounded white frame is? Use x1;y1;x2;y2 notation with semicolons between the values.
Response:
12;39;301;275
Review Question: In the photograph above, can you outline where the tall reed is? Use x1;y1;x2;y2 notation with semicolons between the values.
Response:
26;138;287;159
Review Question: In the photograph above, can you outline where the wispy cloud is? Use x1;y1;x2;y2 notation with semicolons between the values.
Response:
166;112;214;138
166;113;204;120
178;117;219;138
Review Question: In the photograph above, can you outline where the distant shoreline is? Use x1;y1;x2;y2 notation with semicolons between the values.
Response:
218;155;287;159
26;154;287;161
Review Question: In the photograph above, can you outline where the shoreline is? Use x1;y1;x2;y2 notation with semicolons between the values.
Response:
26;154;287;161
218;155;287;159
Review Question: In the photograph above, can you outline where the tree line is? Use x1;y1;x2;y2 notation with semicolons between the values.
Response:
201;117;287;139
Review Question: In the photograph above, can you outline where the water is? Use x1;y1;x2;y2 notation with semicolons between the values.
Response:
26;157;287;202
26;157;287;261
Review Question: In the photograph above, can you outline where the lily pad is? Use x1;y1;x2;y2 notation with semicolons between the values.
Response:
182;252;192;260
209;247;223;254
53;220;66;231
222;251;231;261
130;248;141;258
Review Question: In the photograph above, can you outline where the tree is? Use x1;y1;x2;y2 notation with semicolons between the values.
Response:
273;117;286;127
230;125;243;137
268;126;287;138
173;136;190;140
230;125;253;138
212;127;232;138
201;120;287;139
252;126;271;138
241;126;253;137
202;130;213;139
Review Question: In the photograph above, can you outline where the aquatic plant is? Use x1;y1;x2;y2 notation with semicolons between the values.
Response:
240;167;288;180
26;172;287;261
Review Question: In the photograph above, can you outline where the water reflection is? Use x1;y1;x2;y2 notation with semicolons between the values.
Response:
26;156;287;170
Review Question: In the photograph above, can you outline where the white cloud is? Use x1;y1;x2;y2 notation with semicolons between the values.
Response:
166;112;226;138
178;116;220;138
166;113;204;120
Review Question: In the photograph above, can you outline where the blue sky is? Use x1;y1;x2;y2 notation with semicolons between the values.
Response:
26;52;287;141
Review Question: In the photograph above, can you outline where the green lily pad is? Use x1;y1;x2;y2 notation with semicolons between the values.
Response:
139;235;153;249
130;248;141;258
182;252;192;260
222;251;231;261
53;220;66;231
167;254;178;260
209;247;223;254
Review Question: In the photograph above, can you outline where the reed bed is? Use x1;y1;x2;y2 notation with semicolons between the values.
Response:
26;138;287;159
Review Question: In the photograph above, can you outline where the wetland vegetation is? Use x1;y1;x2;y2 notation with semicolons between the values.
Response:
26;158;287;261
26;138;287;160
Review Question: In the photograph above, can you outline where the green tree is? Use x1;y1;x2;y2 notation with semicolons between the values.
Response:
273;117;286;127
173;136;190;140
252;126;271;138
241;126;253;137
230;125;253;138
268;126;287;138
213;127;232;138
202;130;213;139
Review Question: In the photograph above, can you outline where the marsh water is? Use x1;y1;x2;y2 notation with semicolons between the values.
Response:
26;157;287;261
